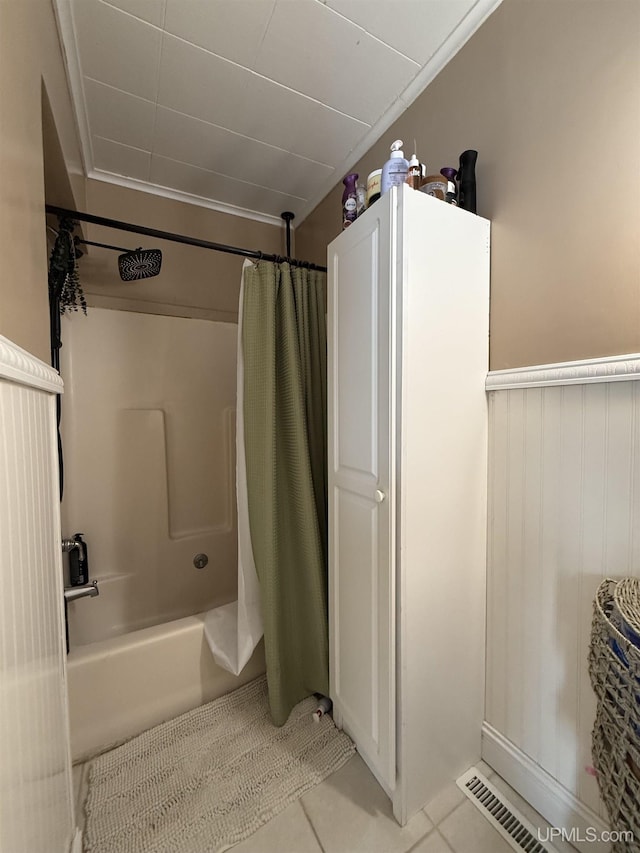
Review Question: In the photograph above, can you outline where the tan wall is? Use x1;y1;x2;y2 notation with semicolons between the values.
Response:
79;180;284;322
0;0;85;362
297;0;640;370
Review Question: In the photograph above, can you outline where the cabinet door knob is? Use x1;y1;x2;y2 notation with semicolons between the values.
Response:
374;489;386;503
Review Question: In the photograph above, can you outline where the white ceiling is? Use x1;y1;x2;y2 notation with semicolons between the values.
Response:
55;0;500;226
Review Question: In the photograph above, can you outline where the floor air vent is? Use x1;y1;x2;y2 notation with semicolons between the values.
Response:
456;769;559;853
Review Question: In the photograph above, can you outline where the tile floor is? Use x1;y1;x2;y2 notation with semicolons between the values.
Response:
73;753;576;853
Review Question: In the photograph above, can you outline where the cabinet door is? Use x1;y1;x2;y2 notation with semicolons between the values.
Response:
327;195;397;794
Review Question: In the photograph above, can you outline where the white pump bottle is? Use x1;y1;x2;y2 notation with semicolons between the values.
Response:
381;140;409;194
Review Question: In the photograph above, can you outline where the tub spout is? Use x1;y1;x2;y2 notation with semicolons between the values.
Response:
64;580;99;603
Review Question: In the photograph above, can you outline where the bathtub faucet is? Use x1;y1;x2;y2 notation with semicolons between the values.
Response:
63;580;99;602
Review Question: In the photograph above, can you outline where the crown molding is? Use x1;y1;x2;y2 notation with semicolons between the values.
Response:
87;169;286;228
52;0;92;175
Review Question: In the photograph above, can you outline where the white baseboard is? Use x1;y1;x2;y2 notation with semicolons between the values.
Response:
482;723;611;853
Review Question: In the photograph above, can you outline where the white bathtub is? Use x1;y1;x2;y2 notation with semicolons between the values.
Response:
66;612;265;763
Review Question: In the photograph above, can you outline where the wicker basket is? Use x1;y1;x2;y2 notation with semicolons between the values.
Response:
614;578;640;648
589;578;640;850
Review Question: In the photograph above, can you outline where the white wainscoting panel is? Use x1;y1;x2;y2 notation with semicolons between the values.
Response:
0;336;75;852
486;371;640;828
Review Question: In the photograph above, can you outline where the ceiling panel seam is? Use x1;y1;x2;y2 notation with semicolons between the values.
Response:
149;1;169;184
148;153;308;201
98;0;420;68
94;135;151;156
159;31;372;125
83;81;337;167
94;1;406;124
98;0;166;34
253;0;278;69
84;75;155;105
154;106;337;168
312;0;421;67
148;30;162;184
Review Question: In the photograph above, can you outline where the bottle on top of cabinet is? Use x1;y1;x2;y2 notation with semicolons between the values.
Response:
356;182;367;217
381;140;409;194
406;148;422;190
439;167;458;205
420;174;448;201
367;169;382;207
458;150;478;214
342;173;358;229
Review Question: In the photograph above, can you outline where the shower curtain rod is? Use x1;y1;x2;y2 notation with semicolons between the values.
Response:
45;204;327;273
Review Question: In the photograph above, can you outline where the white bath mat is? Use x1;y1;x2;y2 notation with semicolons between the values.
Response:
83;676;354;853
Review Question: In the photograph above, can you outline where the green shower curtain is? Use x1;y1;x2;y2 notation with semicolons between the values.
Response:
241;260;329;725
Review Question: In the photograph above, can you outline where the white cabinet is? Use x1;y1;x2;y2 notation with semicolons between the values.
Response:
327;184;490;824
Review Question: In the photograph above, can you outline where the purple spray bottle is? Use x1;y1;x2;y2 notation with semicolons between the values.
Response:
342;173;358;230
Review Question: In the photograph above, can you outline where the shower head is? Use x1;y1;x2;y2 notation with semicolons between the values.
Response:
118;248;163;281
74;237;163;281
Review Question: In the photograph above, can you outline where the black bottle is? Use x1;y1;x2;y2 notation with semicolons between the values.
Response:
458;150;478;214
69;533;89;586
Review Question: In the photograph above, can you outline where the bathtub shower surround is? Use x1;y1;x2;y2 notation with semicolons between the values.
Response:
60;308;239;645
60;304;270;762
